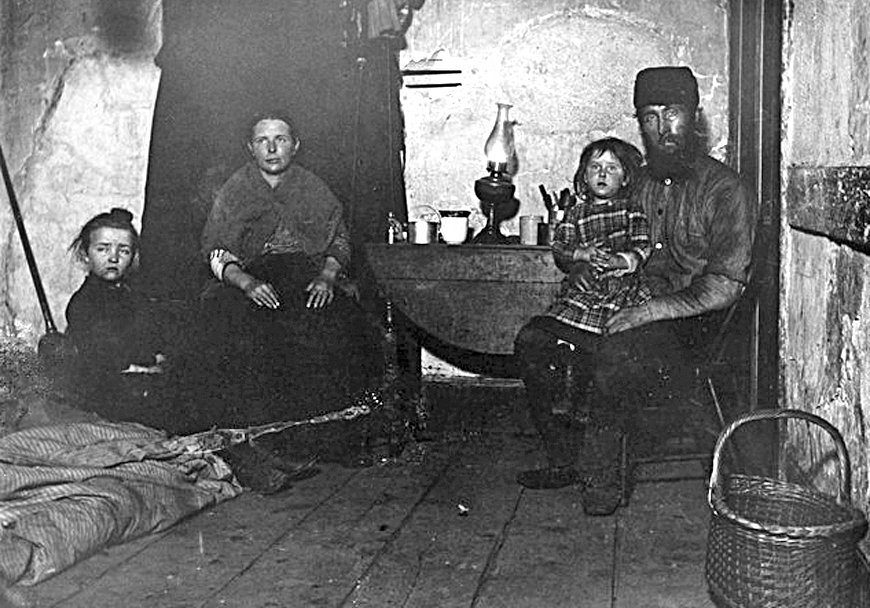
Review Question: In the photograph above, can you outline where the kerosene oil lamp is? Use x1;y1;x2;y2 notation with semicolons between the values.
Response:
472;103;517;245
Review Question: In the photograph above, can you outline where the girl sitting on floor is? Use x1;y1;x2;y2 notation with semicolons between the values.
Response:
59;208;167;419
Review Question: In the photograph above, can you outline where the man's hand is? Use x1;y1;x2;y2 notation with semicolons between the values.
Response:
590;249;627;273
572;240;606;263
306;276;335;309
605;304;653;334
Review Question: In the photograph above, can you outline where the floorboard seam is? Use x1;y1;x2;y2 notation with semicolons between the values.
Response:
396;537;432;608
335;445;463;608
336;450;460;608
469;486;523;608
610;513;623;608
46;532;170;607
195;469;360;608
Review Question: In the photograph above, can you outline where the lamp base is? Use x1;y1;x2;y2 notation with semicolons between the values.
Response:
471;224;509;245
472;173;515;245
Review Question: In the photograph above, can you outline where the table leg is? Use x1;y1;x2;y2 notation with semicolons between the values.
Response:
379;299;426;449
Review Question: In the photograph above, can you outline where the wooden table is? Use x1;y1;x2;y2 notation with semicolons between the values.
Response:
364;243;563;356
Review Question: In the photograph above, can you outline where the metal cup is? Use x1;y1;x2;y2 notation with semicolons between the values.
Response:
519;215;543;245
408;220;439;244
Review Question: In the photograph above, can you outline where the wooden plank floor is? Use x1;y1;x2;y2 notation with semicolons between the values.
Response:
30;385;721;608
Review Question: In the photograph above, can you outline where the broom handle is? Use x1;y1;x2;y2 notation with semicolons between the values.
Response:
0;142;57;333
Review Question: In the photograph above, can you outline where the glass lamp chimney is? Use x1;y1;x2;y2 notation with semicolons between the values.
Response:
484;102;516;176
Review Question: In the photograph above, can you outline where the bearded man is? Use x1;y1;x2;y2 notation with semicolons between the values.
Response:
513;66;757;516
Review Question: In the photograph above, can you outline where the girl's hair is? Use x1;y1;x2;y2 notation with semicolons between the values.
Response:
572;137;644;200
69;207;140;262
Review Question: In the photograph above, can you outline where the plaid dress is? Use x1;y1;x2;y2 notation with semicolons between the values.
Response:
545;197;652;334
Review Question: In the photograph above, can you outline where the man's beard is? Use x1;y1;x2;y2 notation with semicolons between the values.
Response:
643;131;701;181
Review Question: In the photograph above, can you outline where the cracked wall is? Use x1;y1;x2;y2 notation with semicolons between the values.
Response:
0;0;160;342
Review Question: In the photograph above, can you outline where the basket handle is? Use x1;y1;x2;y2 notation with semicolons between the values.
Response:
707;408;853;509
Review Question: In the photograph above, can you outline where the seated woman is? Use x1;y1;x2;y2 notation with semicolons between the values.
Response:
198;110;378;435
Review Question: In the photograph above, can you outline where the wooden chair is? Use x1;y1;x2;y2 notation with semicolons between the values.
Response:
623;260;761;501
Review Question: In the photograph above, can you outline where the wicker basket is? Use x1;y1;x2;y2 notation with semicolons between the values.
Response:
705;409;868;608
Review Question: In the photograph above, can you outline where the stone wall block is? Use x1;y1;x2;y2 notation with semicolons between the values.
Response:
785;230;833;410
849;1;870;163
783;233;870;517
783;0;870;538
790;0;855;164
786;166;870;250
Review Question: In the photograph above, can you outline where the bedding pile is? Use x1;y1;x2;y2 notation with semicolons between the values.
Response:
0;421;242;586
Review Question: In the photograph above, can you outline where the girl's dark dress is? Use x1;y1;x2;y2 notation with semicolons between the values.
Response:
62;274;165;421
65;275;157;371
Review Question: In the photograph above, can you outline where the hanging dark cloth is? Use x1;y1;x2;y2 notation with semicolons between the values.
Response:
138;0;407;300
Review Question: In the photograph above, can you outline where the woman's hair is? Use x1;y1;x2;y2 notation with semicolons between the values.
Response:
243;109;299;143
69;207;140;263
572;137;644;200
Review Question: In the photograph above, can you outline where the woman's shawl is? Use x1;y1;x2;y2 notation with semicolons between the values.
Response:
201;162;351;270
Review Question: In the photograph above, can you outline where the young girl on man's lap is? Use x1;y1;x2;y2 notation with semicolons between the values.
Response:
546;137;652;335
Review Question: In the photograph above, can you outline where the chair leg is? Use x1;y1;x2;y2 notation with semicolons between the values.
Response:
705;376;727;430
704;374;742;470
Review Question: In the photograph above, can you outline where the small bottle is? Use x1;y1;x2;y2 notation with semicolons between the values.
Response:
386;212;405;244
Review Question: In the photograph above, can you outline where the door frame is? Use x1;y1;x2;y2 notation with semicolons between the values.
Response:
728;0;783;412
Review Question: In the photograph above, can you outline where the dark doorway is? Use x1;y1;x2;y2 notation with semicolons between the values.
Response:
724;0;783;475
